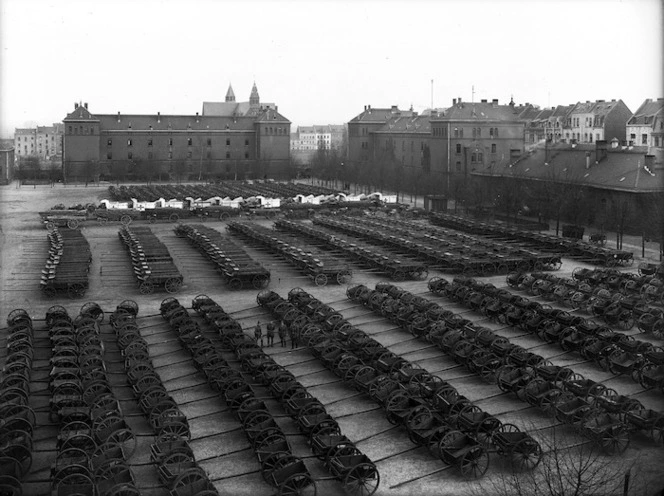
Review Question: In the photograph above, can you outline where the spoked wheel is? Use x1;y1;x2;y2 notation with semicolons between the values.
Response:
67;283;86;299
46;221;56;231
252;274;269;289
168;213;180;223
459;445;490;479
165;278;182;294
139;282;154;295
599;425;630;454
314;274;328;287
67;219;80;229
510;438;543;471
261;452;293;483
42;286;57;298
228;278;243;291
278;472;317;496
120;215;132;226
343;462;380;496
336;271;352;285
392;271;406;282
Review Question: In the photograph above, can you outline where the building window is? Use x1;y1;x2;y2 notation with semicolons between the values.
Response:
128;152;132;160
478;152;483;162
187;151;192;158
245;139;249;146
127;139;132;147
456;161;461;171
226;139;231;146
148;139;153;146
491;143;496;153
226;152;231;159
245;152;249;159
206;151;211;159
642;134;648;144
456;144;461;154
168;138;173;146
107;151;112;159
90;127;94;135
107;139;112;146
187;138;192;146
471;153;476;162
68;126;72;134
207;138;212;146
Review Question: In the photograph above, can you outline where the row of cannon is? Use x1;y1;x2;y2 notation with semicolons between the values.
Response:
47;302;139;496
429;276;664;396
41;227;91;299
428;212;634;267
160;295;380;496
507;271;663;338
1;310;36;496
174;224;271;290
313;215;562;276
118;226;183;295
350;283;644;454
257;288;539;478
112;300;218;496
228;222;353;286
274;220;428;282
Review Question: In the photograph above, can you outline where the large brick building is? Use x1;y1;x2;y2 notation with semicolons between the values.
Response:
62;85;291;181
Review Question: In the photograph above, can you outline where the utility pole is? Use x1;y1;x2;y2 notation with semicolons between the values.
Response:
431;79;434;110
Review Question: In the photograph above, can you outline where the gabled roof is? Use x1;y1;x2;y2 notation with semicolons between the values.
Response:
64;106;99;122
471;143;663;193
550;105;574;118
254;107;290;123
627;98;664;126
569;100;626;117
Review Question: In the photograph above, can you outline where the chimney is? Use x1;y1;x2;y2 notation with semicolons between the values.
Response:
74;103;79;109
117;112;121;123
157;112;161;123
458;97;462;104
195;112;199;123
453;98;457;105
364;105;367;111
391;105;398;112
481;99;487;103
84;103;88;109
595;140;607;163
585;151;591;169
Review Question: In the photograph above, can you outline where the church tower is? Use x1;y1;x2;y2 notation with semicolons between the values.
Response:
225;84;236;102
249;82;260;108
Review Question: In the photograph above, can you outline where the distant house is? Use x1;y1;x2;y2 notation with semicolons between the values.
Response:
626;98;664;148
563;99;632;145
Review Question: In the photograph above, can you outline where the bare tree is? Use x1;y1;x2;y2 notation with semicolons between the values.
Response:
472;425;644;496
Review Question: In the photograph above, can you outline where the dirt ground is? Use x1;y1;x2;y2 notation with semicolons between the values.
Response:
1;182;663;496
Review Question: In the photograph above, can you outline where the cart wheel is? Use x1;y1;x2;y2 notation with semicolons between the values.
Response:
600;425;630;454
650;415;664;445
278;472;316;496
619;314;635;331
336;270;352;285
67;283;86;299
415;266;429;280
42;286;57;298
314;274;328;287
45;221;55;231
139;282;154;295
148;216;157;224
343;462;380;496
220;212;231;221
67;219;80;229
252;274;269;289
97;217;109;225
652;320;664;339
460;445;489;479
165;278;182;294
392;270;406;282
120;214;132;226
169;213;180;223
228;278;242;291
511;437;542;471
261;452;294;484
172;467;208;491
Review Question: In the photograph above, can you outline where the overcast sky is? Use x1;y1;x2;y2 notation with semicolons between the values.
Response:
1;0;662;138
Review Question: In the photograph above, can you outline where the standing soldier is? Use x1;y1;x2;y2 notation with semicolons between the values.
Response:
254;321;263;347
266;322;275;347
278;322;287;347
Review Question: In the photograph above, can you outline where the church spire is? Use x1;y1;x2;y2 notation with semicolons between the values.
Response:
249;82;260;107
225;84;236;102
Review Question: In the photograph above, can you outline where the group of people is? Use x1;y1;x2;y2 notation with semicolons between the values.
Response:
253;320;300;349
